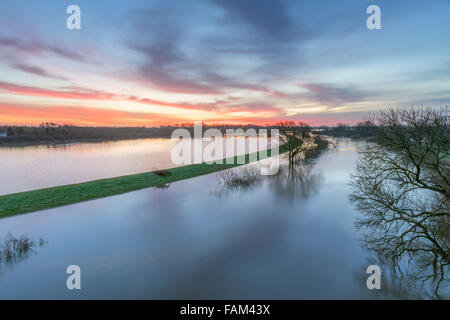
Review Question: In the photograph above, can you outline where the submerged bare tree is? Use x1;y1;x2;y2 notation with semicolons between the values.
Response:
217;167;263;189
0;233;46;265
211;167;263;198
276;121;312;165
350;107;449;297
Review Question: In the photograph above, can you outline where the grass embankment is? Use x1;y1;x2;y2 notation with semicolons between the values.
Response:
0;145;288;219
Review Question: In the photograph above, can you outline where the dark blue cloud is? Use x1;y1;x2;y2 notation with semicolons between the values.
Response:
12;63;67;80
299;83;376;106
212;0;295;40
1;0;449;116
0;35;85;62
125;0;313;94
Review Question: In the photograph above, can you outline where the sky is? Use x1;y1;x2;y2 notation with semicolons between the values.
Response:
0;0;449;126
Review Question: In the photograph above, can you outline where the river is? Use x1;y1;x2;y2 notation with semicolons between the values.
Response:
0;138;444;299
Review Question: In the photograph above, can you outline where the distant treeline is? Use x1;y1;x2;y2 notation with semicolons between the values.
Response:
318;121;376;139
0;122;280;146
0;121;380;146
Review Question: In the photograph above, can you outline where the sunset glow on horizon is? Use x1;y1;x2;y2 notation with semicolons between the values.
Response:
1;0;449;127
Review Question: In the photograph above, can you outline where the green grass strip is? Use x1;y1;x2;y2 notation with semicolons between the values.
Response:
0;144;288;218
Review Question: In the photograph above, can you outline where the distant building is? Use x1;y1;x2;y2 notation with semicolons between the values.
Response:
0;132;7;138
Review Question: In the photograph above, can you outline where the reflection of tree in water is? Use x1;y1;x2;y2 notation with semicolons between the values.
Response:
0;232;46;266
379;260;449;299
211;145;326;201
267;162;324;201
352;259;437;299
352;185;449;298
155;183;171;189
267;134;328;201
210;161;324;201
350;108;449;299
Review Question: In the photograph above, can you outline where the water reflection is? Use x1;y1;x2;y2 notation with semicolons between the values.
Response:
350;141;449;299
351;207;449;298
211;160;324;202
0;138;425;299
352;258;449;299
353;239;450;299
155;183;172;189
267;162;324;201
0;137;267;195
0;138;178;195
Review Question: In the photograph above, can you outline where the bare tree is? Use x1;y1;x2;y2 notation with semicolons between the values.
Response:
276;121;312;164
350;107;449;297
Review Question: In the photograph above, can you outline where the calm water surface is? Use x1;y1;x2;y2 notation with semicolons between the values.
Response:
0;137;265;195
0;139;428;299
0;138;177;195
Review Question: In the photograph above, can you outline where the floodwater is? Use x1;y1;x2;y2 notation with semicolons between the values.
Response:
0;137;268;195
0;138;177;195
0;139;445;299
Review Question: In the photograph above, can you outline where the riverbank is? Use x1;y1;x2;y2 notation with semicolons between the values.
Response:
0;144;288;219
